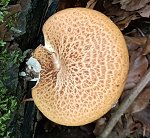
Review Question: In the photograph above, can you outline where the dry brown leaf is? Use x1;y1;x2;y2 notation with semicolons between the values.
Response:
129;122;143;137
125;36;147;51
124;36;148;90
103;2;127;18
147;54;150;66
93;118;106;136
143;35;150;55
127;87;150;114
125;50;148;90
120;88;150;137
137;4;150;18
133;104;150;129
117;14;140;30
112;0;150;11
103;2;139;30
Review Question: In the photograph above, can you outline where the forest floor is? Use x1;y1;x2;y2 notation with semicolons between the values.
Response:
0;0;150;138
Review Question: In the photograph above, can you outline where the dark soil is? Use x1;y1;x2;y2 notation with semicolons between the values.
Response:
35;118;95;138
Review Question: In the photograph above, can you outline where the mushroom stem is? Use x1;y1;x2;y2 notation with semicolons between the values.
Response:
51;52;61;71
44;41;61;71
99;67;150;138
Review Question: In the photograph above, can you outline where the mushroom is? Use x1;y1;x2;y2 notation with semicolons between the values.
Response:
32;8;129;126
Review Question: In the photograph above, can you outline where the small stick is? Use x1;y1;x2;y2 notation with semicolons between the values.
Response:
22;98;34;103
86;0;97;9
99;67;150;138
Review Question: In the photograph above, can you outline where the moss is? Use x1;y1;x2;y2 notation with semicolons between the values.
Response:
0;0;23;137
0;41;23;137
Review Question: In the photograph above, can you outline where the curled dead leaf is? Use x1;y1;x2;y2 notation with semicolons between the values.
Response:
112;0;150;11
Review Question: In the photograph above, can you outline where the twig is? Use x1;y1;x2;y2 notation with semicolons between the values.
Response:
136;27;145;37
86;0;97;9
99;67;150;138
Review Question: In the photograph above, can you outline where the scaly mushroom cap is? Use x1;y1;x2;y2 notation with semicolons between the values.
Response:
32;8;129;126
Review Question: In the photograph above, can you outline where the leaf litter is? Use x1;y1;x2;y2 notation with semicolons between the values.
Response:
88;0;150;137
18;0;150;137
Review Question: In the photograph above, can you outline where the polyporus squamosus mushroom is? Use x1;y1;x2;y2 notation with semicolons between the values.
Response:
31;8;129;126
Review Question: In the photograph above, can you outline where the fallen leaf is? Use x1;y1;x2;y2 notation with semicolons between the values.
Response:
129;122;143;137
143;35;150;55
112;0;150;11
93;118;106;136
125;36;147;51
137;4;150;18
127;87;150;114
102;2;139;30
133;104;150;129
124;35;148;91
147;54;150;67
117;14;140;30
93;0;106;13
125;50;148;90
103;1;126;17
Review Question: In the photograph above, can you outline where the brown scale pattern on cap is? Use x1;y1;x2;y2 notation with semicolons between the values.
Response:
32;8;129;126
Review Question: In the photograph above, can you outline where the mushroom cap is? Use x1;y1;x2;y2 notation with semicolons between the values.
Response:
32;8;129;126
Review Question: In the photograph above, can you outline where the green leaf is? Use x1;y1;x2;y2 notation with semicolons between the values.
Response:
0;0;11;6
0;40;6;47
